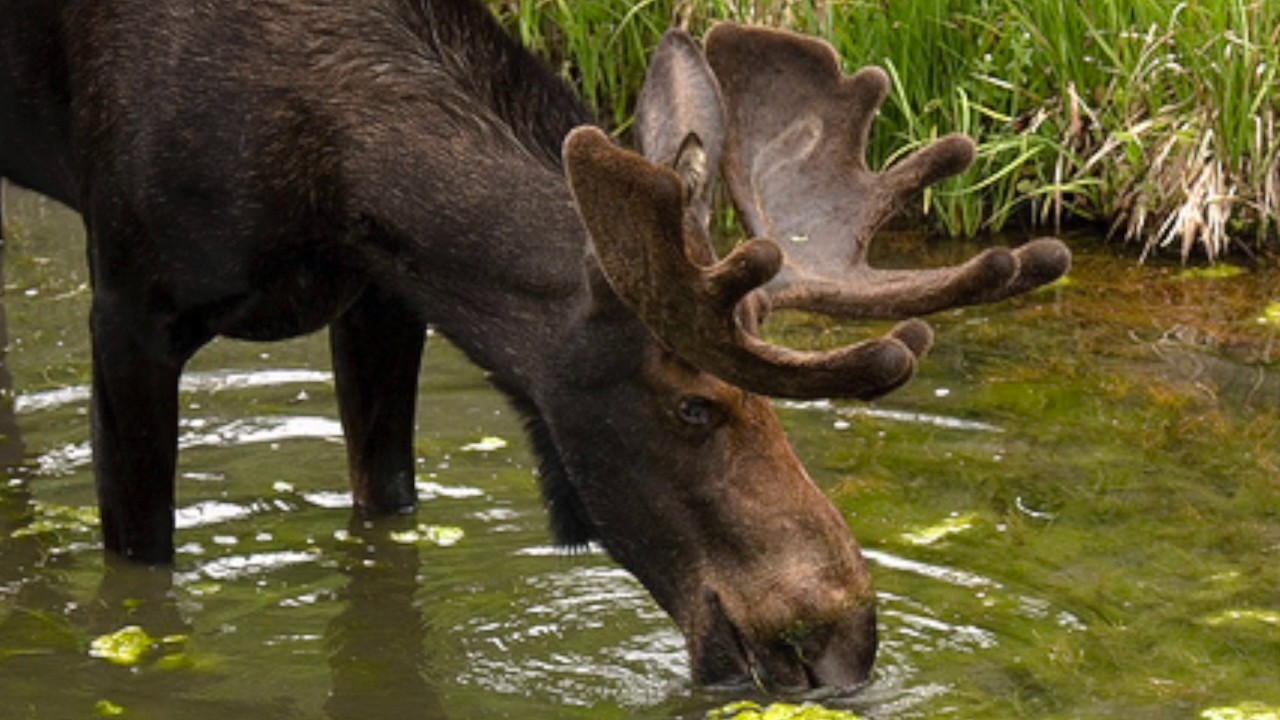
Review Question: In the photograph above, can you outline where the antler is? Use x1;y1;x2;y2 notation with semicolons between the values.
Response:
703;24;1070;319
564;126;931;401
561;24;1070;401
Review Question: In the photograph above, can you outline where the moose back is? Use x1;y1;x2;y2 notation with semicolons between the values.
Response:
0;0;1069;691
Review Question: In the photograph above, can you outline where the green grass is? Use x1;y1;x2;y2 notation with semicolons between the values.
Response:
486;0;1280;261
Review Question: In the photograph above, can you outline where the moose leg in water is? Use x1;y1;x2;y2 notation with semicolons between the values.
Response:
88;249;197;564
330;284;426;514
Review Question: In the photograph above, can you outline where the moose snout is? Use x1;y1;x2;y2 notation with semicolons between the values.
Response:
785;603;879;690
691;572;878;693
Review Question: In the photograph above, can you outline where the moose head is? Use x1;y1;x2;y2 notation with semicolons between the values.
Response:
540;25;1070;689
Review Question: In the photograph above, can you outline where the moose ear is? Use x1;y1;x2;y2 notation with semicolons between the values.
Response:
635;28;726;230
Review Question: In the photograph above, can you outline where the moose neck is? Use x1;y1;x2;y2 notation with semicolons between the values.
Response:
333;0;606;396
354;152;599;389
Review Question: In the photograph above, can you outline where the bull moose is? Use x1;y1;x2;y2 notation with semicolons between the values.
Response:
0;0;1070;692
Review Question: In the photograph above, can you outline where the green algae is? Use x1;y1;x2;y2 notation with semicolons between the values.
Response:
88;626;156;667
1175;264;1249;281
708;701;863;720
83;623;221;684
1202;703;1280;720
94;699;126;717
388;524;466;547
1201;609;1280;629
461;435;509;452
1258;302;1280;326
10;501;99;538
897;512;980;546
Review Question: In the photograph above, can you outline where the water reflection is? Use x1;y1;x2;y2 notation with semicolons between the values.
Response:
325;515;445;720
0;206;24;470
31;412;344;476
0;187;35;608
14;368;334;415
90;556;188;643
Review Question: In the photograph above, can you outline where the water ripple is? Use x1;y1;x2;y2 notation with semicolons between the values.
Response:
864;548;1001;589
33;415;343;475
185;550;321;582
14;368;332;414
175;500;254;529
778;399;1004;433
458;564;685;707
178;416;343;448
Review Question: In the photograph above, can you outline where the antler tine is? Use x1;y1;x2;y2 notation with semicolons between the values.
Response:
704;23;1071;320
564;126;931;400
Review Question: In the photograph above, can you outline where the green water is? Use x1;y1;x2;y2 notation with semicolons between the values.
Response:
0;183;1277;719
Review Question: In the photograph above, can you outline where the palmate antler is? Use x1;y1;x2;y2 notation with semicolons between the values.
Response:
703;24;1070;319
565;127;931;400
563;24;1070;401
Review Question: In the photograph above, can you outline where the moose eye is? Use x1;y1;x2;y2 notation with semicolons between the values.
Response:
676;396;718;428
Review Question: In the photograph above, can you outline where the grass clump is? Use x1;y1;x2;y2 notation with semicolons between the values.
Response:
486;0;1280;261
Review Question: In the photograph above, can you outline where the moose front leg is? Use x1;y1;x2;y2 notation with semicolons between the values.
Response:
330;284;425;514
90;299;186;564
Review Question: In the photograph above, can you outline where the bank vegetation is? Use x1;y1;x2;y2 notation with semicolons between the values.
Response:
487;0;1280;262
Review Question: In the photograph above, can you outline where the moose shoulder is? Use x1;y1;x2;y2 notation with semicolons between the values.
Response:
0;0;1069;692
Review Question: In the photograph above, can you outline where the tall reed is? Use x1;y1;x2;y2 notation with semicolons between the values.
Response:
487;0;1280;261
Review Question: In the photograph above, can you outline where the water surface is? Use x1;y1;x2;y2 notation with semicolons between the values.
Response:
1;184;1277;719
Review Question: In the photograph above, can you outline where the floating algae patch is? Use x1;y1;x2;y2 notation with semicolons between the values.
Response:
1258;302;1280;326
897;512;979;546
94;699;126;717
1201;702;1280;720
388;524;465;547
1175;264;1248;281
88;626;190;667
1035;274;1075;291
1201;609;1280;628
10;501;99;538
461;435;508;452
88;626;155;666
708;701;863;720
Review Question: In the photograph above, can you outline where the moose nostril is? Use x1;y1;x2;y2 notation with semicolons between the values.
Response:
789;605;878;691
804;639;868;690
797;645;823;690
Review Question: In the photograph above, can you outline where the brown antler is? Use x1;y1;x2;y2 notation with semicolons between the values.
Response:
564;126;931;400
704;24;1070;319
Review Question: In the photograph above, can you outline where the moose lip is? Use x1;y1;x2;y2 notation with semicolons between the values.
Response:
698;595;872;695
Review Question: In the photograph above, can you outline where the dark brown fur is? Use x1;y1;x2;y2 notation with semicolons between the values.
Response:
0;0;1066;691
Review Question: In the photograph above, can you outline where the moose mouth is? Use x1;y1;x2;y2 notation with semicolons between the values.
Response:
694;589;877;694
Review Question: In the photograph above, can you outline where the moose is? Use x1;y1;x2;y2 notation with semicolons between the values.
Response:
0;0;1070;692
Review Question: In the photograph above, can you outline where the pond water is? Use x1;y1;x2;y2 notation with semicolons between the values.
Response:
0;182;1277;719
